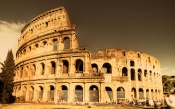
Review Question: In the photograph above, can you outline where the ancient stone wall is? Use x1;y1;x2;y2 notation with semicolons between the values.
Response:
13;7;163;104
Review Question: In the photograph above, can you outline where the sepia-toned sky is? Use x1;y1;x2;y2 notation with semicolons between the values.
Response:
0;0;175;75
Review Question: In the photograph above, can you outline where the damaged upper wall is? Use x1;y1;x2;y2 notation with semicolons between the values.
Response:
91;48;160;70
18;7;75;48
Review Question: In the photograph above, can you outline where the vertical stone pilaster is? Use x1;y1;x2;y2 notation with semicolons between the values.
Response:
68;83;73;102
100;83;104;103
84;54;89;73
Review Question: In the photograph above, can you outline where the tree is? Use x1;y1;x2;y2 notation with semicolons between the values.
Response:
162;75;174;93
0;50;15;103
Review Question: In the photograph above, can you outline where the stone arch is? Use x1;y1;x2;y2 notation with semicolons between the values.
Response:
41;63;45;75
63;37;70;49
131;68;135;80
22;86;27;100
75;85;83;102
51;61;56;74
131;88;136;98
151;89;154;100
102;63;112;74
91;63;98;73
146;89;149;99
144;70;147;78
35;43;39;49
62;60;69;73
53;39;58;51
138;69;142;81
31;64;36;76
60;85;68;102
122;67;128;76
38;86;43;100
89;85;99;102
130;60;135;67
117;87;125;101
20;66;23;78
43;41;48;52
139;88;144;99
105;87;113;101
29;86;34;100
75;59;83;73
49;85;55;101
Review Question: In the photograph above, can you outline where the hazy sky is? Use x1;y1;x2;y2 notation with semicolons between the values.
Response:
0;0;174;75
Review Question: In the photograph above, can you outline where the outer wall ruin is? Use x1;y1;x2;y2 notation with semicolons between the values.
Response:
13;7;163;103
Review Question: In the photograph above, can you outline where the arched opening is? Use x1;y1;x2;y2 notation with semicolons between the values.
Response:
60;85;68;102
51;61;56;74
63;37;70;49
117;87;125;101
29;86;34;100
53;39;58;51
89;85;99;102
39;86;43;100
105;87;113;101
41;63;45;75
102;63;112;74
139;88;144;99
151;89;154;100
75;85;83;102
150;71;152;82
144;70;147;78
31;64;36;76
91;63;98;73
20;67;23;78
138;69;142;81
22;86;27;101
122;67;128;76
50;85;54;101
131;88;136;98
130;61;135;67
131;69;135;80
146;89;149;99
43;41;47;52
63;60;69;73
75;59;83;73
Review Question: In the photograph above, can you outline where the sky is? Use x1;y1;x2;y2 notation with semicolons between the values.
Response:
0;0;175;75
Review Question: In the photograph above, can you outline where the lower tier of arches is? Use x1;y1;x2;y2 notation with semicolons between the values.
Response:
13;82;163;103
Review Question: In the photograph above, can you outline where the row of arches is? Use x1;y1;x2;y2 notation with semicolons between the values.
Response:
15;85;125;102
17;37;71;59
14;84;161;102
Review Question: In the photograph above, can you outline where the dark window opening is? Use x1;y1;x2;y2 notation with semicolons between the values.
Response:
63;60;69;73
51;61;56;74
102;63;112;74
63;37;70;49
131;69;135;80
122;67;128;76
75;59;83;73
130;61;135;67
92;64;98;73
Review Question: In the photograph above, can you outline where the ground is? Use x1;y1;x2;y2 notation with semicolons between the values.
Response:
0;103;147;109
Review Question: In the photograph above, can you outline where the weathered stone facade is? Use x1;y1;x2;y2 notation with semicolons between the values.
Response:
13;7;163;103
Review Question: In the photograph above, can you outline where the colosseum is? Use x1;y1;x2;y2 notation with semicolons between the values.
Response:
13;7;163;104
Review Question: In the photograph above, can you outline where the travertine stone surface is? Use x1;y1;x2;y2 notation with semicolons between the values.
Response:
13;7;163;103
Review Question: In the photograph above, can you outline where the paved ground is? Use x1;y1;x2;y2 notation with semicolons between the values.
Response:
0;103;147;109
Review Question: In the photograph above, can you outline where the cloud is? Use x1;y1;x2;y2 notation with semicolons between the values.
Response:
0;20;25;62
161;67;168;71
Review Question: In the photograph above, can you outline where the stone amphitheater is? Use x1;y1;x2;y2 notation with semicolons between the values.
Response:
13;7;163;103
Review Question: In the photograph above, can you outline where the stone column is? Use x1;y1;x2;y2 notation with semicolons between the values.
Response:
69;83;73;102
100;83;104;103
84;54;89;73
43;84;48;102
69;57;75;74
